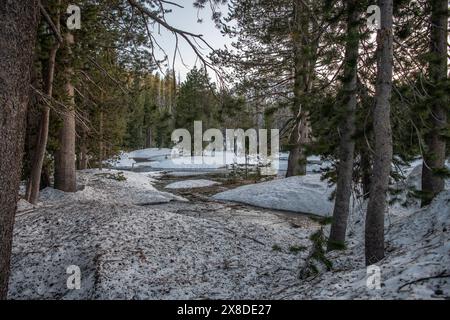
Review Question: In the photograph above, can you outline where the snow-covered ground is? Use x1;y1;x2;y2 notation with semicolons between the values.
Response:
9;159;450;300
214;174;334;217
165;180;221;190
9;169;318;299
35;170;183;206
284;191;450;299
211;163;450;299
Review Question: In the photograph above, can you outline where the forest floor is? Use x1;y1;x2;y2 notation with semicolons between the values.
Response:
9;170;320;299
8;165;450;300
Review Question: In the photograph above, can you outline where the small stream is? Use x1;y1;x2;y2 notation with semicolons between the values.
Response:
121;166;318;227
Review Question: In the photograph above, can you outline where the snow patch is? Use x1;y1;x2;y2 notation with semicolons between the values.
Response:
39;170;185;206
16;199;36;212
165;180;221;190
214;175;334;217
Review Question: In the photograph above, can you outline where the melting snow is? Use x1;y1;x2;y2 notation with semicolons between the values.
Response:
214;175;334;217
165;180;221;189
9;170;318;299
9;163;450;299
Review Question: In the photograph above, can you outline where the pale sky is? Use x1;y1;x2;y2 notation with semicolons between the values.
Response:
150;1;232;82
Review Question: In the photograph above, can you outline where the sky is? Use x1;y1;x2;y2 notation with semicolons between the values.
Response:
150;1;233;82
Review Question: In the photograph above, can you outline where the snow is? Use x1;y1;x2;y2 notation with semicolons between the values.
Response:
213;160;449;219
107;148;172;168
131;148;173;160
9;170;318;300
9;159;450;300
16;199;36;212
165;180;221;189
146;157;227;170
165;171;211;177
38;170;185;206
401;163;450;191
277;153;332;175
281;191;450;300
109;149;336;178
145;151;272;171
214;174;334;217
107;151;135;168
208;161;450;299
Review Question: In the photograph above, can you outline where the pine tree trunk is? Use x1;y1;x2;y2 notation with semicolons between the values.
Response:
99;109;104;170
286;0;312;177
0;0;39;299
421;0;448;206
78;123;88;170
365;0;394;266
41;164;51;189
54;32;77;192
27;13;60;203
24;63;43;201
361;149;372;199
286;113;309;177
328;0;360;250
145;128;152;149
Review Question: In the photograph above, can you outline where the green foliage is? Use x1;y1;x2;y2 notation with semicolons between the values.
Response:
272;244;282;252
309;216;334;226
174;67;219;132
299;229;333;280
95;171;127;182
289;245;307;254
327;240;347;252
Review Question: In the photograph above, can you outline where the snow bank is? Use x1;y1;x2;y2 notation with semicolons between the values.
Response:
214;175;334;217
16;199;36;212
39;170;185;206
165;180;221;190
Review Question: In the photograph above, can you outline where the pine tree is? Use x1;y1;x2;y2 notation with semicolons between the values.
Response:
27;0;62;203
365;0;394;266
328;0;361;251
421;0;448;206
54;31;77;192
0;0;40;300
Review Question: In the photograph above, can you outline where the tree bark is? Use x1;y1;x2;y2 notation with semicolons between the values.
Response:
421;0;448;206
54;32;77;192
365;0;394;266
361;148;372;199
24;60;43;201
286;0;313;177
328;0;360;250
27;3;61;204
286;112;310;177
0;0;39;299
41;163;51;189
78;122;88;170
99;109;104;170
145;128;152;149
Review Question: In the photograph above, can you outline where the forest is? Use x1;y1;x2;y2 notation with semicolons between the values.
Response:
0;0;448;301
